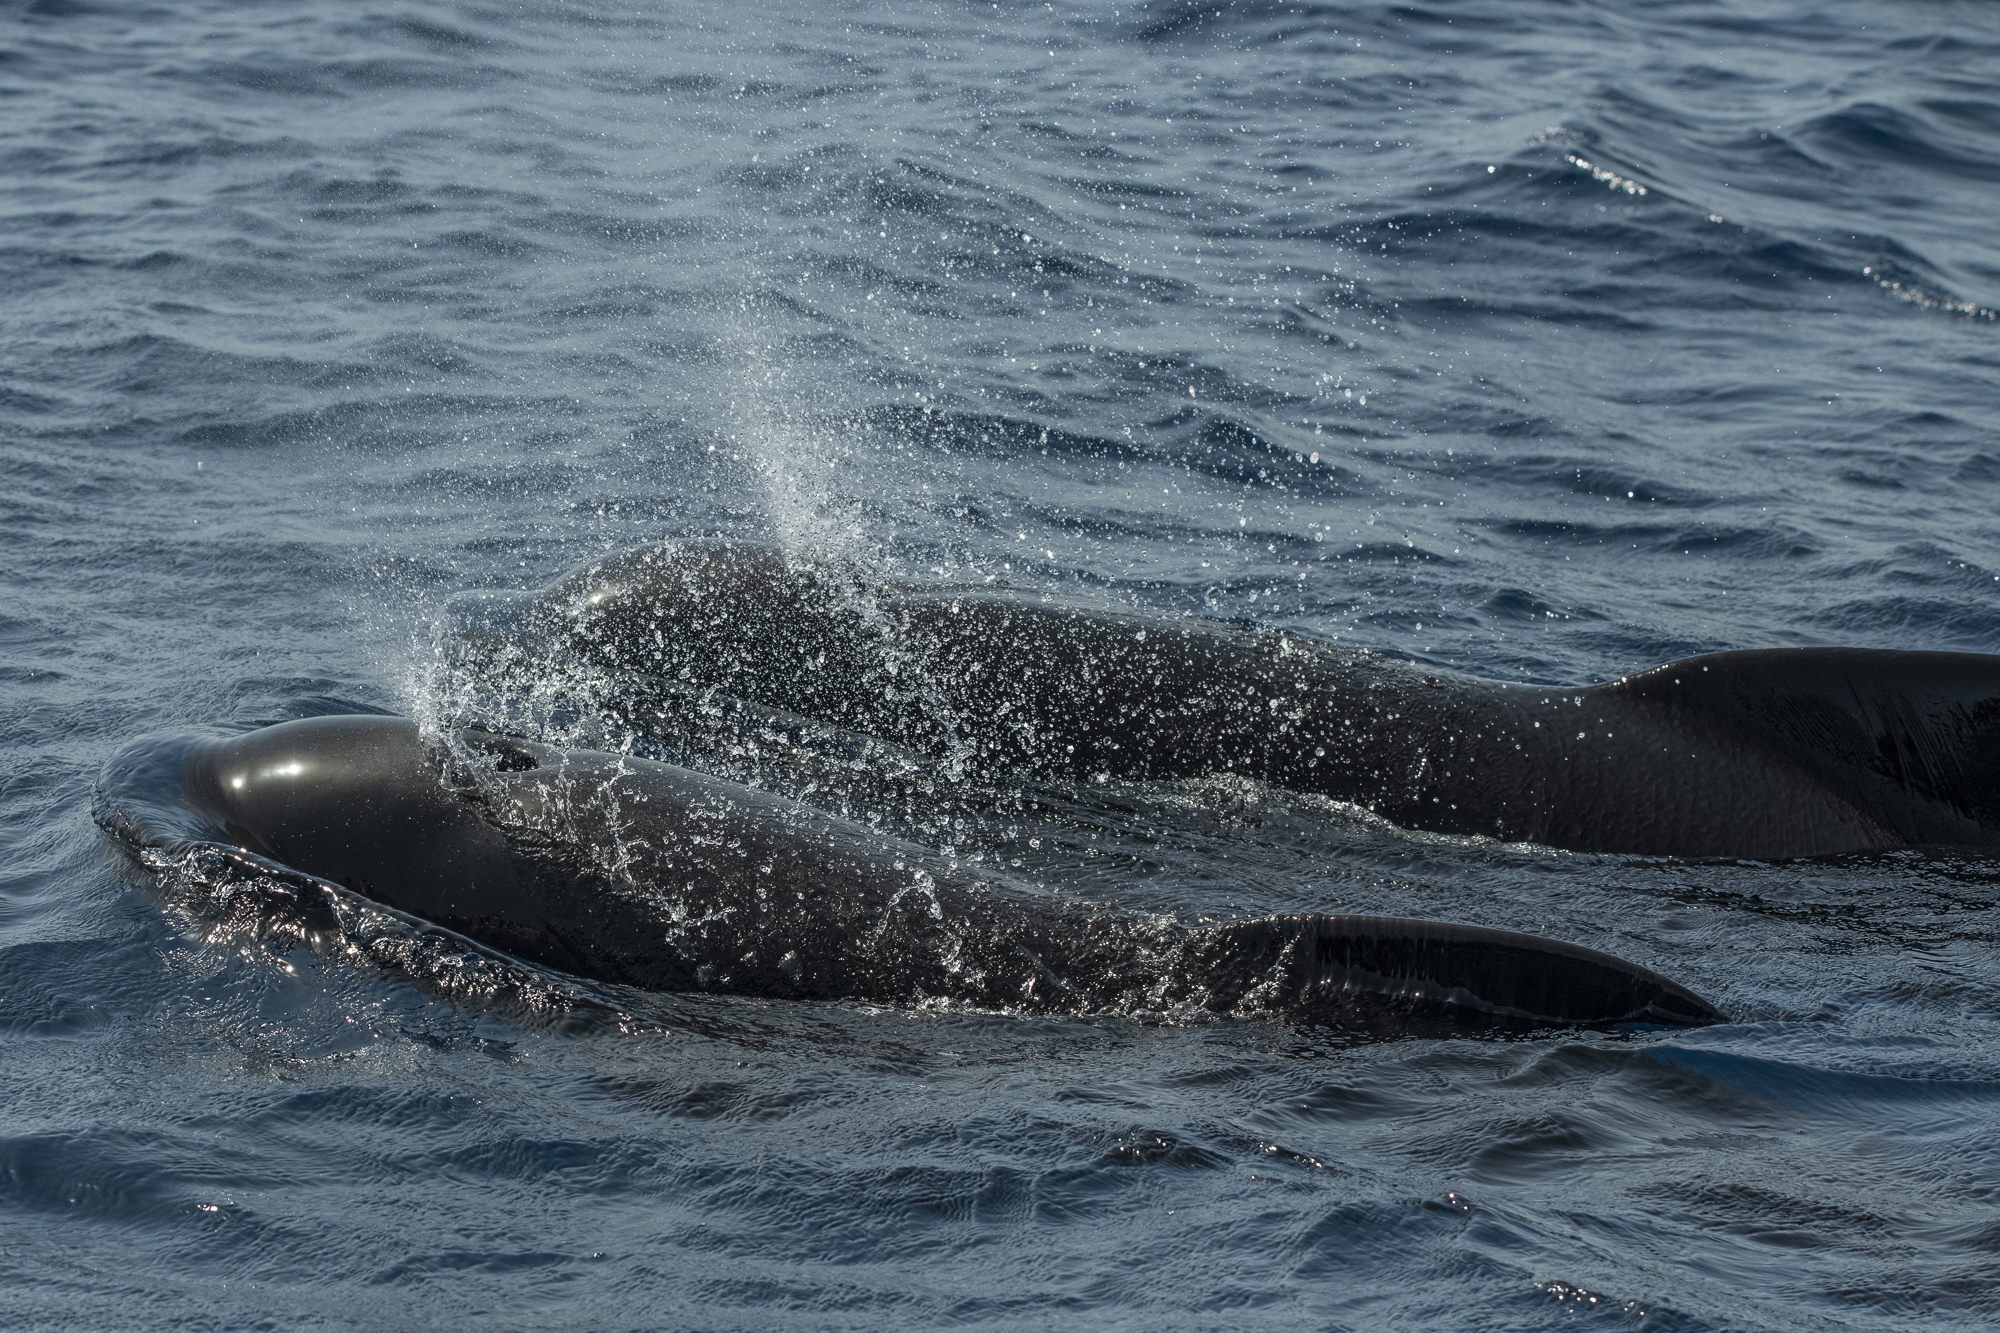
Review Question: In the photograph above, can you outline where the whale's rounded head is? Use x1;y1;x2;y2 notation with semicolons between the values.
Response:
178;715;521;922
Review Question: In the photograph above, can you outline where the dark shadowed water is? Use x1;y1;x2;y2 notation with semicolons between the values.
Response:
5;0;2000;1327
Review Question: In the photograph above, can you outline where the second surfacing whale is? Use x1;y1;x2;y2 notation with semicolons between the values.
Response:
470;541;2000;860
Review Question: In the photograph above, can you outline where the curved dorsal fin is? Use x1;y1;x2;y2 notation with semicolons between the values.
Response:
1601;649;2000;848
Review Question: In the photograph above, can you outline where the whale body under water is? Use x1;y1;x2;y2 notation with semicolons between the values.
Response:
490;541;2000;859
94;541;2000;1031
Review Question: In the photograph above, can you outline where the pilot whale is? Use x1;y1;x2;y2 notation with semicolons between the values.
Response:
473;541;2000;860
95;714;1722;1029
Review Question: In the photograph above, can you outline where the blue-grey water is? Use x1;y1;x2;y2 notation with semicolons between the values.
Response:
6;0;2000;1327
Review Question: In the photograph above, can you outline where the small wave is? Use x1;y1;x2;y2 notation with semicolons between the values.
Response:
1862;263;1997;320
1798;101;2000;184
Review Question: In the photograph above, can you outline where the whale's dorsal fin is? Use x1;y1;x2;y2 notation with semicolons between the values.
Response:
1602;649;2000;848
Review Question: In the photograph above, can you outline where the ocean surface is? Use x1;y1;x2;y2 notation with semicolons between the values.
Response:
5;0;2000;1327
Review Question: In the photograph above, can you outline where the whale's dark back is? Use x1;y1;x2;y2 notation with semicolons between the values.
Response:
514;542;2000;858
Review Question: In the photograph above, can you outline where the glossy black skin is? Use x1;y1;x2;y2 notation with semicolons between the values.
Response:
506;542;2000;859
169;716;1721;1027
